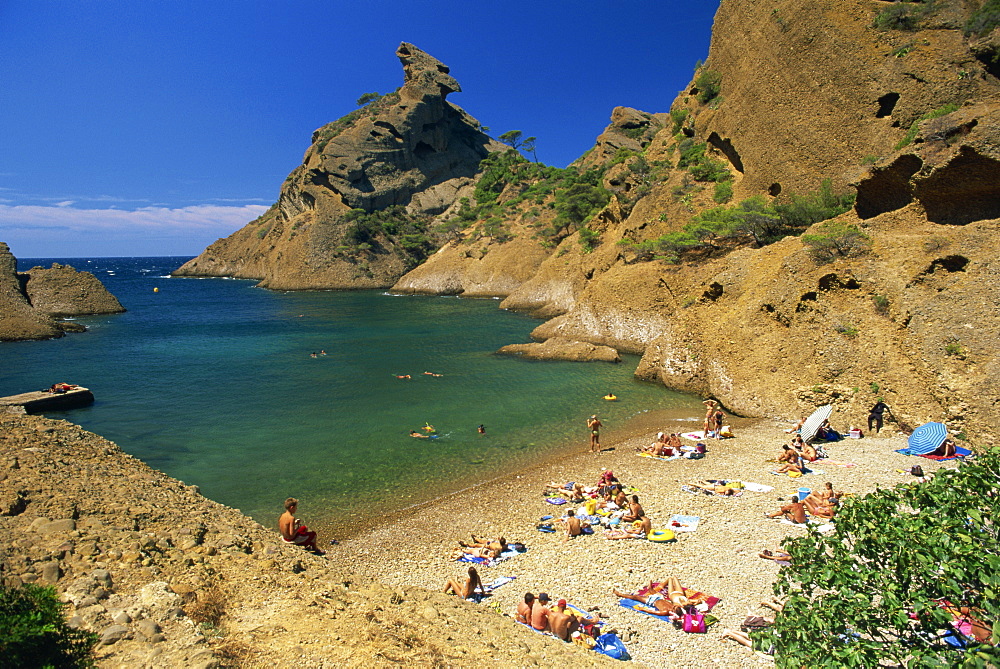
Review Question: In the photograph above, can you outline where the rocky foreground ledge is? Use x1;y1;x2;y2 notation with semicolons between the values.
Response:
0;412;613;668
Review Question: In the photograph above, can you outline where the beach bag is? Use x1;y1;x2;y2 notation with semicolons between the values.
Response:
593;632;630;660
682;613;706;633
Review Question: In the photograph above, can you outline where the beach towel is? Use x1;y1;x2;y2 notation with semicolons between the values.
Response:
637;452;683;462
771;468;825;477
619;584;720;622
681;431;706;441
740;481;774;493
545;497;567;505
822;460;858;468
667;514;700;532
895;446;971;461
457;547;522;568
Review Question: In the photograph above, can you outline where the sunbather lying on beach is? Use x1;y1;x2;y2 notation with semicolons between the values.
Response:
605;516;651;539
442;566;485;600
452;535;507;559
545;481;590;502
759;549;793;563
688;480;739;496
614;576;706;616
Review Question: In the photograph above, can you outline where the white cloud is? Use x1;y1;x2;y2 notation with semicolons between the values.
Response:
55;200;75;207
0;203;269;257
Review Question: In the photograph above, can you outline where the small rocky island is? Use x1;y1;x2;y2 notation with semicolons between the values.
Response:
0;242;125;342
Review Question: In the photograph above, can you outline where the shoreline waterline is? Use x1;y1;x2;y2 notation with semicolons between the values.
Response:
311;403;750;542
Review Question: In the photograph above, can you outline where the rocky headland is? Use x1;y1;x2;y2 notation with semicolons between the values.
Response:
0;242;125;341
173;1;1000;446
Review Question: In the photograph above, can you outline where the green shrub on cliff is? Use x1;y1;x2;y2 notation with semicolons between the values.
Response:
0;583;98;667
695;68;722;104
873;1;936;31
802;220;871;262
760;448;1000;667
895;103;960;150
967;0;1000;35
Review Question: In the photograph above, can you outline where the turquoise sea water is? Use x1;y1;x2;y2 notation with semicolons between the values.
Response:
2;257;702;532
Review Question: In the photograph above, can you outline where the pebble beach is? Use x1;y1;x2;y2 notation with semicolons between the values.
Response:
331;412;963;667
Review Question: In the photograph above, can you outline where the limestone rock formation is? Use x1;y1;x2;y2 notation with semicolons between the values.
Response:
495;337;621;363
0;243;125;341
174;43;503;290
385;0;1000;444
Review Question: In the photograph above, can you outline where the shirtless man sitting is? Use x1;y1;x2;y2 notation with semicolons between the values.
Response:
531;593;552;631
442;566;485;600
549;598;600;641
766;499;808;524
515;592;535;623
563;509;583;543
622;495;646;523
278;497;323;554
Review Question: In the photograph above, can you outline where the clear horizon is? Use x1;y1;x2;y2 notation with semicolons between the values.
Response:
0;1;719;257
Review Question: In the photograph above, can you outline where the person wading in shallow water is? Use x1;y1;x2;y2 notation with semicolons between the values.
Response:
587;415;602;455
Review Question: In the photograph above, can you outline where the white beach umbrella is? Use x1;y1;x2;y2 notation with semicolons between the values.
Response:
801;405;833;443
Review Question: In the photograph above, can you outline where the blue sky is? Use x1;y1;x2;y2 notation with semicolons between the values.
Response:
0;1;719;258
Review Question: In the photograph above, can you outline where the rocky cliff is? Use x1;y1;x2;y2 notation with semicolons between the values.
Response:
179;2;1000;444
0;243;125;341
393;0;1000;444
173;43;503;290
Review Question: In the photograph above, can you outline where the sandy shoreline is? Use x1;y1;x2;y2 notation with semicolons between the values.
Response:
328;413;963;667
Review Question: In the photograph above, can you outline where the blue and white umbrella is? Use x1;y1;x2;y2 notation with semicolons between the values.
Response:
801;405;833;443
907;422;948;455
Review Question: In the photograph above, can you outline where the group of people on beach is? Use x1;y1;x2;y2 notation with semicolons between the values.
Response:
515;591;601;642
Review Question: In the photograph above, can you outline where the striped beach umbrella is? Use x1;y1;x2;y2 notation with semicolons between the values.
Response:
907;422;948;455
801;405;833;443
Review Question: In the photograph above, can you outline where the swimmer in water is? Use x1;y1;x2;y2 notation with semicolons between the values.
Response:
410;431;430;439
423;371;443;377
395;374;411;379
423;423;436;432
320;350;327;356
310;353;317;358
478;424;486;435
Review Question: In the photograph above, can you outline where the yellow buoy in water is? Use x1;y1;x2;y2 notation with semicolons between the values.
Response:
153;287;159;293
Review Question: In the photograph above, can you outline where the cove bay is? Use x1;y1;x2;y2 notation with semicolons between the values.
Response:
3;256;703;532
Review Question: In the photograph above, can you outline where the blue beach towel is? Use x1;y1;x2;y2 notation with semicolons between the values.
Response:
895;446;971;461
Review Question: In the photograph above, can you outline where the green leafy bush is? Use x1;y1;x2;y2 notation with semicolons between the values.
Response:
872;294;890;315
895;103;960;150
669;109;689;135
695;68;722;104
355;92;381;106
761;448;1000;666
578;226;600;253
676;140;731;183
0;583;98;667
801;220;872;262
713;181;733;204
966;0;1000;35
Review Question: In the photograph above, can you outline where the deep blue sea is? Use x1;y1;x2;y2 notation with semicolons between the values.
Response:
2;257;702;534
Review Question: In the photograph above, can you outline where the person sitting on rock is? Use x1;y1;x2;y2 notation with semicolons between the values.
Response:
278;497;323;554
442;565;485;600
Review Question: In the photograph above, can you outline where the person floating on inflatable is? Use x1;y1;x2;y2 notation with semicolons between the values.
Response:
423;423;436;432
604;393;617;401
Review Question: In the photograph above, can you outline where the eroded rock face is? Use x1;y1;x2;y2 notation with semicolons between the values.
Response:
855;103;1000;225
174;43;503;290
0;244;125;341
495;337;621;363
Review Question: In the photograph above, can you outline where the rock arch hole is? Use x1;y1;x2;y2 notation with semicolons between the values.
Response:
768;183;782;196
707;132;745;173
818;273;861;291
414;141;437;159
855;154;922;219
876;92;900;118
914;147;1000;225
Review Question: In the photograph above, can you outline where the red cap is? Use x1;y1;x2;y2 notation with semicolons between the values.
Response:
557;598;567;608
